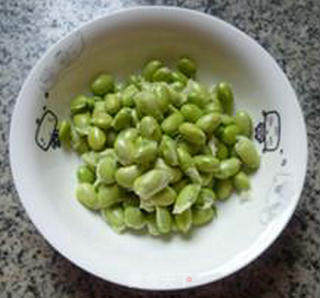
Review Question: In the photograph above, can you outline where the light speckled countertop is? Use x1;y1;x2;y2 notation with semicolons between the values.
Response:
1;1;319;297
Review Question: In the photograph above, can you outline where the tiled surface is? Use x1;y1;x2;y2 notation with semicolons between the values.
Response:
0;1;319;297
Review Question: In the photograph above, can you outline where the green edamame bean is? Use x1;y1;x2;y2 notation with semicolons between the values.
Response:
179;123;206;145
177;57;196;77
221;124;239;145
81;151;100;170
234;111;252;137
234;137;260;169
99;148;116;159
180;104;203;123
173;184;201;214
233;171;250;191
133;169;171;199
96;155;117;184
120;127;138;142
193;155;220;173
148;187;176;207
71;128;89;154
91;74;114;96
77;165;95;183
196;113;221;134
104;93;122;115
121;84;139;107
101;205;125;233
161;112;184;137
87;126;106;151
58;120;71;145
152;67;172;83
113;108;134;131
175;208;192;233
139;116;162;141
134;137;158;167
124;206;146;229
114;128;138;165
160;135;179;166
216;179;233;200
142;60;163;81
205;100;223;114
188;91;208;108
177;145;194;171
187;81;210;107
195;188;216;209
73;112;91;135
153;83;171;113
92;101;106;117
217;82;234;115
76;183;99;210
97;184;123;208
91;112;113;130
134;91;163;121
171;71;188;85
216;141;229;160
140;199;155;213
70;95;88;114
168;87;187;107
115;165;142;189
192;206;216;226
214;157;241;179
155;158;183;184
156;206;172;234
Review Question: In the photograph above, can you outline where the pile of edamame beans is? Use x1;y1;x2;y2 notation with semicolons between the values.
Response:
58;58;260;235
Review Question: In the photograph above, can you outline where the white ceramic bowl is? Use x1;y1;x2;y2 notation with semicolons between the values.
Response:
10;6;307;290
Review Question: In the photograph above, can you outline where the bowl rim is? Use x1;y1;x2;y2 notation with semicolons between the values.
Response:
9;5;308;291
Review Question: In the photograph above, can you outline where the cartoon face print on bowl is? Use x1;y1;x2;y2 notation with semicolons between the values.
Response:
34;31;85;152
255;110;281;152
35;106;60;151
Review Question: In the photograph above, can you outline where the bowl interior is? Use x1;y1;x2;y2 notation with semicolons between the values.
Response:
10;7;307;290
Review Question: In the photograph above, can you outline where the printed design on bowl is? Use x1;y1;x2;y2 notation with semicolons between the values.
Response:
37;30;85;93
35;106;60;151
255;110;294;224
255;110;281;152
260;173;295;225
34;31;85;151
